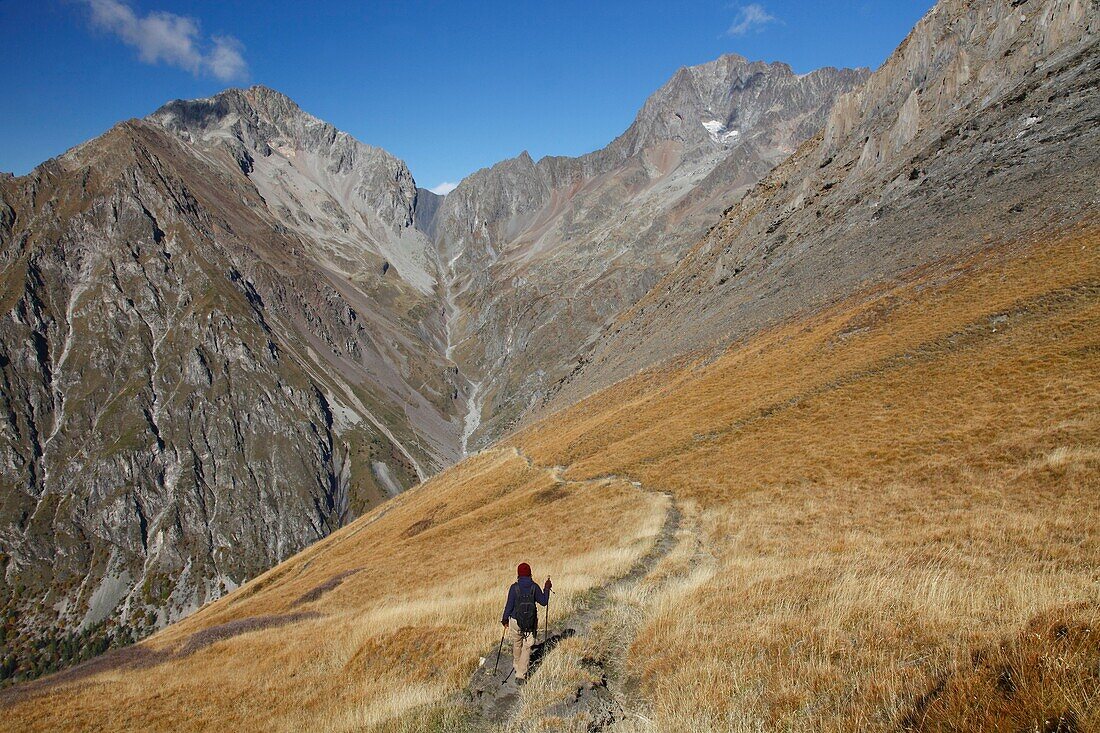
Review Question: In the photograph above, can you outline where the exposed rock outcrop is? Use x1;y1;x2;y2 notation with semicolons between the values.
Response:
0;106;446;681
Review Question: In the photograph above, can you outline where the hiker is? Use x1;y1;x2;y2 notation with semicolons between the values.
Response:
501;562;551;684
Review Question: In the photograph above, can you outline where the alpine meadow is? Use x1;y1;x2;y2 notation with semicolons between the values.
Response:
0;0;1097;731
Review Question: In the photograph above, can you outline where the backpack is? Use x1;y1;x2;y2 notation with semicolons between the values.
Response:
514;584;538;633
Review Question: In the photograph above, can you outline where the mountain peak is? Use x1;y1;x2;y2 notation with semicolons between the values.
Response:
145;85;430;285
675;53;752;76
611;55;870;162
148;84;312;139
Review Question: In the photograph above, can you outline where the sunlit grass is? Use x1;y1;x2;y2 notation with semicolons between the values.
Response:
3;226;1097;731
513;225;1100;732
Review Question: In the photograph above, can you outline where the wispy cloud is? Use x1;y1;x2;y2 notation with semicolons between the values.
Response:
726;3;778;36
429;181;458;195
83;0;248;81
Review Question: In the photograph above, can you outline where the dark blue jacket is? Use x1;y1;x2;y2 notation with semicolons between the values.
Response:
502;576;550;625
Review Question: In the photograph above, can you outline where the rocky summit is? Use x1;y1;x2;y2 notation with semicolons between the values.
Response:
0;55;864;679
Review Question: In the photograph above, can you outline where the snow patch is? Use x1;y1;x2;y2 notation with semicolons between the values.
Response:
702;120;741;144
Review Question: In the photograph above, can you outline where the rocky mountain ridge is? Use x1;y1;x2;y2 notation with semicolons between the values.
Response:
0;98;458;681
546;0;1099;412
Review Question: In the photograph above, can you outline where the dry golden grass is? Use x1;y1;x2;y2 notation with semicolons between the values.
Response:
510;224;1100;731
0;449;665;731
2;224;1097;731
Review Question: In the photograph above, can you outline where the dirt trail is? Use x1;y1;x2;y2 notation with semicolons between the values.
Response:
464;448;694;730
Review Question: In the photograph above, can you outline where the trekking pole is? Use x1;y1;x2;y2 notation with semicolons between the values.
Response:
544;590;552;644
494;629;505;671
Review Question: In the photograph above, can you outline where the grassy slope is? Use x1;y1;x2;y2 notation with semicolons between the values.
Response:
513;222;1100;731
1;223;1097;731
0;446;665;731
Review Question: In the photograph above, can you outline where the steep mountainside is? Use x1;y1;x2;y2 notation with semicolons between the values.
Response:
550;0;1099;409
433;56;868;448
147;87;462;466
0;93;462;679
4;136;1095;733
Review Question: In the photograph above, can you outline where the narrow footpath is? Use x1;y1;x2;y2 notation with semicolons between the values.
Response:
464;448;699;731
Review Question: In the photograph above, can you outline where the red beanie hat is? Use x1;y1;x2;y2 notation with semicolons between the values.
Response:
517;562;532;577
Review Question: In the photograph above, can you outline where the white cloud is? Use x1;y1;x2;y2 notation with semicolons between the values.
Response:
206;36;249;81
726;3;778;36
84;0;248;81
429;181;458;195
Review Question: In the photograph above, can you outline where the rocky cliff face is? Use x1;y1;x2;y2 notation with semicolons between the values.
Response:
0;93;462;681
433;56;869;448
548;0;1099;410
147;87;463;468
150;87;437;293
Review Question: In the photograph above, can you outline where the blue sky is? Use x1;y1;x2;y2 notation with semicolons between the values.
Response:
1;1;933;192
